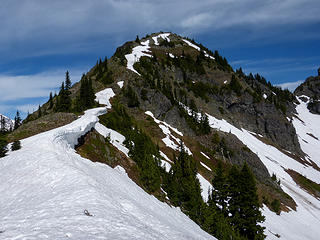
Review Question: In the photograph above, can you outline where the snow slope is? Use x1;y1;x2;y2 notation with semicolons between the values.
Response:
181;103;320;239
292;96;320;166
0;88;215;240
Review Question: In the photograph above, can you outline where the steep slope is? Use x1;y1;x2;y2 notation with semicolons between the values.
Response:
0;114;14;131
0;88;215;239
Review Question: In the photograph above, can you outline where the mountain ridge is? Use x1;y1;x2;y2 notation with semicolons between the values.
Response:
2;32;320;240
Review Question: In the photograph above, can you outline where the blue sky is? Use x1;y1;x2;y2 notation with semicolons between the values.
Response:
0;0;319;119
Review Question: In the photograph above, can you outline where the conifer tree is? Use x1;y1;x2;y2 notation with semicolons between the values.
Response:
65;71;72;90
0;138;7;157
14;111;21;130
38;105;42;118
48;92;53;109
166;143;203;222
229;163;265;240
135;35;140;44
11;140;21;151
209;161;228;216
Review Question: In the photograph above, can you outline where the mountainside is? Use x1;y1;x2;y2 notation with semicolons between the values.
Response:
1;32;320;240
0;114;14;131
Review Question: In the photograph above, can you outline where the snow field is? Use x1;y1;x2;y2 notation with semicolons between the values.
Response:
0;88;216;240
292;96;320;167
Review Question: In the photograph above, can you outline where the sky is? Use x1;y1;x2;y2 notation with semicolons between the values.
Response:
0;0;319;119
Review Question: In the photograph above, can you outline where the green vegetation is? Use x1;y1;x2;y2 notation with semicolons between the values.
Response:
11;140;21;151
178;102;210;135
99;102;160;192
55;71;72;112
0;133;8;158
74;74;96;112
164;144;203;222
207;162;265;239
295;172;320;197
271;199;281;214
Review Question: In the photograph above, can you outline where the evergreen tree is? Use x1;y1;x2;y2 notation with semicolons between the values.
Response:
165;143;203;222
75;74;95;112
135;35;140;44
11;140;21;151
14;111;22;130
229;163;265;240
48;92;53;109
65;70;72;90
38;105;42;118
209;161;228;216
0;138;7;157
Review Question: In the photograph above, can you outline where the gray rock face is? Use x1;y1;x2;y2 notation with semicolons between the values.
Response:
294;74;320;115
0;114;14;131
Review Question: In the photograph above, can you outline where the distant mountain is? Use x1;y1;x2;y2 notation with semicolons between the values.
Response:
0;114;14;131
2;32;320;240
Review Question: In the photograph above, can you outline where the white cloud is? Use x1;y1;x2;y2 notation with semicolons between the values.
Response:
276;80;304;92
16;104;39;115
0;69;83;102
0;0;319;59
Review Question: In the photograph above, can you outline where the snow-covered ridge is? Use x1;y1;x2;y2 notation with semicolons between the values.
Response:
0;88;215;239
180;102;320;240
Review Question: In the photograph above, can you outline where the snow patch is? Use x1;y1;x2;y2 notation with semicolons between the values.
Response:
152;33;171;45
161;160;172;173
200;162;211;171
145;111;192;155
94;122;129;157
197;173;211;202
95;88;115;108
182;39;215;60
263;93;267;99
117;81;124;89
201;151;210;159
125;40;152;75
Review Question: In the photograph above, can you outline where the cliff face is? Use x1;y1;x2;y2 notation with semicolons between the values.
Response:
294;69;320;114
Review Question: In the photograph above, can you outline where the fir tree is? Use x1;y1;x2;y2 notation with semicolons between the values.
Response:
14;111;21;130
209;161;228;216
65;70;72;90
48;92;53;109
135;35;140;44
38;105;42;118
0;138;7;157
229;163;265;240
165;143;203;222
74;74;95;112
11;140;21;151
